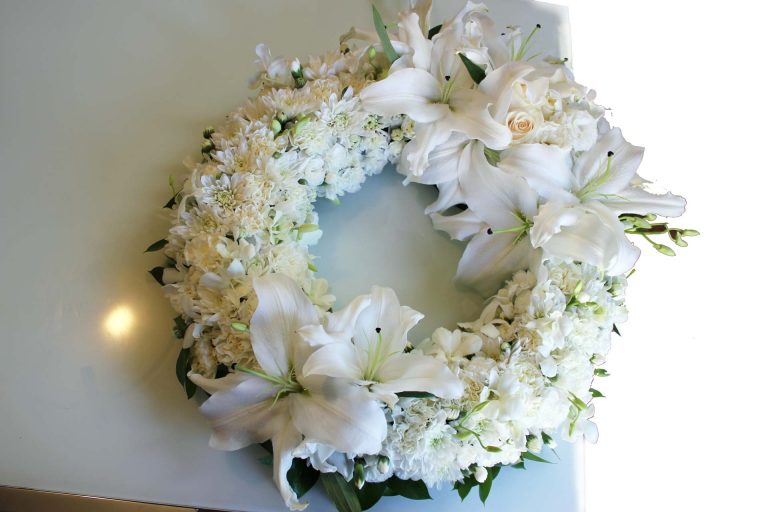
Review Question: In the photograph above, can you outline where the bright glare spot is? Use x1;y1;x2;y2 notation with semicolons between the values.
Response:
104;305;136;339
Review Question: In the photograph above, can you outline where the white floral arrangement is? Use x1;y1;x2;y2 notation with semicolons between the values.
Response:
146;2;697;511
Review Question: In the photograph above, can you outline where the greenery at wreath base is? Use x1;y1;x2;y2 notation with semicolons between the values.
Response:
254;440;551;511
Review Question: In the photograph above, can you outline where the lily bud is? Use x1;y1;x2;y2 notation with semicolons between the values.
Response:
353;463;365;489
377;455;390;474
473;465;488;483
270;119;282;135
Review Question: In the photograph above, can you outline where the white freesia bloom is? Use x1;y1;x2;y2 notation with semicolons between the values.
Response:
189;274;386;511
500;128;686;274
301;286;463;407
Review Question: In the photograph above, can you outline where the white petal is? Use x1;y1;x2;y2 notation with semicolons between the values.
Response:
407;134;466;186
374;353;463;400
250;274;318;377
188;371;251;395
359;68;447;123
460;142;539;228
456;230;538;297
353;286;406;354
479;62;535;121
398;12;432;70
301;342;364;380
288;380;387;455
326;293;372;338
574;128;643;195
530;202;584;247
401;120;453;177
426;179;464;213
539;203;640;275
602;186;687;218
271;419;307;511
296;324;344;347
194;377;282;451
430;208;484;241
447;89;511;150
499;144;575;202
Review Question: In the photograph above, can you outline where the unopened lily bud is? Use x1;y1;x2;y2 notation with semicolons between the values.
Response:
353;463;365;489
270;119;282;135
367;46;377;61
644;213;657;221
526;435;543;453
276;111;289;123
681;229;700;237
473;465;488;483
377;455;390;474
290;58;302;77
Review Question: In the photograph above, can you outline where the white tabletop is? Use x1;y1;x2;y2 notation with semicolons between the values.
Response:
0;1;577;510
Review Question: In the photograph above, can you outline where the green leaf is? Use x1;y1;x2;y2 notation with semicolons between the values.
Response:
184;377;197;399
257;454;273;465
395;391;436;399
173;315;187;339
288;459;319;498
355;481;387;511
320;472;362;512
510;460;526;470
175;348;197;398
175;348;190;387
476;465;502;504
458;53;486;84
521;452;552;464
541;432;553;446
145;238;168;252
612;324;621;336
148;266;165;285
372;4;398;63
453;477;477;502
590;387;605;398
386;477;431;500
163;195;177;209
427;23;442;39
594;368;610;377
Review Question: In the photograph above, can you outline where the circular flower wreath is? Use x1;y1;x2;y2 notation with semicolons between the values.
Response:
148;2;695;511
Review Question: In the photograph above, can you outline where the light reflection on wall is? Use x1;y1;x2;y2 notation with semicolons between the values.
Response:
104;305;136;340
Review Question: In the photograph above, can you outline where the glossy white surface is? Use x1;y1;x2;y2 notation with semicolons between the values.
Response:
0;1;576;511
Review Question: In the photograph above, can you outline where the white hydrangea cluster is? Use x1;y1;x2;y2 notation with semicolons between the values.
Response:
357;260;627;486
160;46;407;376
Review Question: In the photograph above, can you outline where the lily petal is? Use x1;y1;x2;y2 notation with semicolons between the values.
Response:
499;144;575;202
456;229;537;297
288;379;387;455
195;378;283;450
353;286;407;354
250;274;318;377
479;62;535;121
574;128;643;195
374;353;463;404
601;186;687;218
301;342;364;380
447;89;511;150
398;12;432;71
271;418;306;511
359;68;447;122
430;208;484;241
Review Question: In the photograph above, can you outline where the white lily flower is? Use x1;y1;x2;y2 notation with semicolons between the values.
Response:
301;286;463;408
360;6;521;177
500;128;687;274
189;274;386;511
429;142;541;296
